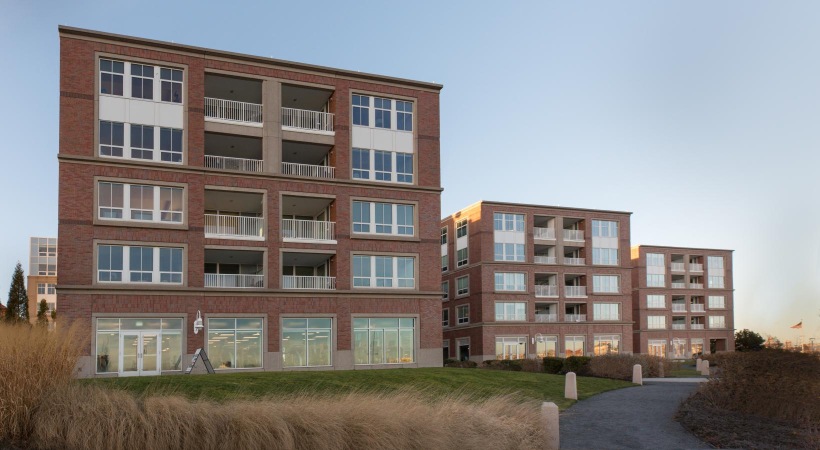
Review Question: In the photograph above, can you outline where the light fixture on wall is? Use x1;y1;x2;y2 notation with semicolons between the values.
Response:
194;310;204;334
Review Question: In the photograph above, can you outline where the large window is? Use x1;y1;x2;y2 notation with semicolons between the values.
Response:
707;256;724;270
456;248;468;267
37;283;56;295
565;336;585;357
647;316;666;329
494;243;525;262
495;302;526;321
708;295;725;309
493;213;525;232
456;219;468;238
160;68;183;103
456;276;469;296
646;253;664;267
672;338;687;359
441;254;448;272
646;274;665;287
353;318;415;365
352;95;413;132
708;276;725;288
441;281;449;301
352;201;414;236
591;220;619;266
535;335;558;358
494;272;526;292
352;95;369;126
282;318;332;367
396;100;413;131
352;255;415;288
95;317;183;374
100;59;183;104
99;121;184;164
648;340;666;357
351;148;413;184
442;309;449;327
708;316;726;329
208;318;263;369
593;303;620;321
591;220;618;237
646;295;665;309
441;227;448;245
495;337;526;360
98;182;183;224
592;275;619;293
456;305;469;324
130;63;154;100
100;59;125;96
593;335;620;355
592;248;618;265
97;245;183;284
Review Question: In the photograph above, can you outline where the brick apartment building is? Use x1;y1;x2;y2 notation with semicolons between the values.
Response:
27;237;58;323
631;245;734;357
58;26;443;377
441;201;634;361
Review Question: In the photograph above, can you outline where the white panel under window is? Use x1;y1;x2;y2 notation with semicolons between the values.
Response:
708;296;725;309
708;316;725;329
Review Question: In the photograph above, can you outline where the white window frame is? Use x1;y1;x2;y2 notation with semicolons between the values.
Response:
707;256;724;270
456;304;469;324
593;303;620;321
456;219;468;238
593;335;621;355
351;201;415;236
97;244;183;285
495;336;527;360
646;253;665;267
646;294;665;309
352;255;415;289
494;243;525;262
350;148;413;184
99;120;184;165
98;181;184;224
592;248;619;265
207;317;264;370
494;302;526;321
494;272;526;292
708;276;725;288
99;58;184;105
442;309;449;327
441;281;449;301
456;276;469;296
708;316;726;329
592;275;619;293
708;295;725;309
646;274;665;287
351;94;414;133
456;248;468;267
647;316;667;330
591;220;618;238
493;213;525;232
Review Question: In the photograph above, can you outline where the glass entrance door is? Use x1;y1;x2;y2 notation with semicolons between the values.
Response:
119;331;161;376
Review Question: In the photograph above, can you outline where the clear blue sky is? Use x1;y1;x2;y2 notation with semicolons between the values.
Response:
1;0;818;343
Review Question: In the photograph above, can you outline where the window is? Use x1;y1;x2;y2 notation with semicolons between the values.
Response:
565;336;585;357
535;336;558;358
494;243;525;262
456;276;468;296
456;305;469;324
130;63;154;100
592;248;619;265
37;283;46;295
95;318;183;374
159;128;183;163
47;284;56;294
353;318;415;365
352;95;370;126
99;121;125;157
99;121;183;164
495;337;526;360
672;338;687;359
440;227;448;245
441;281;449;301
282;318;332;367
160;68;183;103
691;339;704;357
374;97;392;129
352;148;370;179
707;256;724;270
442;309;449;327
708;296;725;309
98;182;184;224
493;213;524;232
456;220;468;238
396;152;413;183
494;272;525;291
208;318;263;369
352;255;415;288
441;254;448;272
708;316;725;329
647;316;666;329
646;253;664;267
648;340;667;357
130;124;154;160
647;295;665;309
457;248;468;267
495;302;526;321
396;100;413;131
100;59;124;96
374;150;392;181
593;303;620;321
351;148;413;184
97;244;183;284
594;335;620;355
646;274;665;287
592;275;619;293
352;202;415;236
591;220;618;237
708;276;725;288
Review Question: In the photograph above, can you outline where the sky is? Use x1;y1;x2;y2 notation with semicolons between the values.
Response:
0;0;817;343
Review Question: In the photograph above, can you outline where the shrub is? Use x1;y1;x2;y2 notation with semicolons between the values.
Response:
588;354;638;381
519;358;543;373
562;356;591;375
542;357;564;374
444;359;477;369
482;359;523;371
634;355;675;378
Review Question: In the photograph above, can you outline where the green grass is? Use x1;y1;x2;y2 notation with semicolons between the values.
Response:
85;368;632;410
669;363;705;378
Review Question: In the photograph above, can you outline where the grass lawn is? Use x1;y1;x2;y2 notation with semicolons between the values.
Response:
86;368;632;410
669;363;704;378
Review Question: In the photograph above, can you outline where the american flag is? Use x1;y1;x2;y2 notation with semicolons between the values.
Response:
790;321;802;329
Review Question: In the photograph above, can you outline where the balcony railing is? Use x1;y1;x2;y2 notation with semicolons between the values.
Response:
534;255;557;264
670;262;685;272
205;97;263;124
565;314;586;322
281;162;335;179
495;314;527;321
563;230;584;241
671;304;687;312
281;219;335;242
564;257;585;265
535;313;558;323
281;107;334;133
205;155;263;173
690;324;705;330
671;282;686;289
689;283;704;289
690;304;705;312
535;285;558;297
565;286;587;297
533;227;555;240
204;214;265;239
672;324;687;330
281;275;336;290
689;263;703;272
205;273;264;288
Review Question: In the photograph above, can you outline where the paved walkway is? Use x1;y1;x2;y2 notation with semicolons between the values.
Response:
559;381;713;449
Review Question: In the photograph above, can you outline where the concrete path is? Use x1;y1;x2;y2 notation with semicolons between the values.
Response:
559;381;712;449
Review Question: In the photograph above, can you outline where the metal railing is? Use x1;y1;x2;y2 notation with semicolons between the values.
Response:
281;275;336;290
534;255;557;264
205;155;263;173
671;304;687;312
565;286;587;297
535;313;558;323
204;214;265;239
690;304;705;312
689;283;704;289
281;162;335;179
671;282;686;289
565;257;585;265
281;219;335;242
690;324;705;330
672;324;687;330
563;229;584;241
533;227;555;240
689;263;703;272
205;97;262;124
670;262;685;272
495;314;527;321
204;273;264;288
281;107;334;133
535;285;558;297
565;314;586;322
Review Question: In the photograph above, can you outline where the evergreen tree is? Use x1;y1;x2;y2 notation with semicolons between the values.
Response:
5;262;29;323
37;299;49;327
735;329;765;352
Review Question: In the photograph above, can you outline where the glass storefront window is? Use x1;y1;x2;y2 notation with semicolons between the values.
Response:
282;318;332;367
353;317;415;365
207;318;263;369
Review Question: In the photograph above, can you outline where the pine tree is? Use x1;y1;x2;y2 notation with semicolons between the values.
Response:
5;262;29;323
37;299;49;327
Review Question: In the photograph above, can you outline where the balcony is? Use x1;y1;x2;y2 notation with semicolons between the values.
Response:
535;285;558;297
672;304;686;313
281;275;336;290
205;98;262;125
690;283;704;289
671;282;686;289
205;132;263;173
281;84;334;135
282;162;334;179
205;74;263;126
670;262;685;272
565;314;586;322
281;219;335;243
535;313;558;323
205;214;265;240
533;227;555;240
672;324;686;330
204;190;264;240
205;273;264;288
689;263;703;272
690;304;705;312
563;230;584;241
565;286;587;297
691;324;705;330
534;255;557;264
281;107;334;134
565;257;585;266
206;155;263;173
204;249;264;289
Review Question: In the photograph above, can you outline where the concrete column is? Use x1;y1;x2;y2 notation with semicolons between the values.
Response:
700;360;710;376
696;358;703;371
262;79;282;174
564;372;577;400
541;402;560;450
632;364;642;385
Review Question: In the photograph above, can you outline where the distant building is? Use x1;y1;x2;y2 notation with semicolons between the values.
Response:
27;237;58;323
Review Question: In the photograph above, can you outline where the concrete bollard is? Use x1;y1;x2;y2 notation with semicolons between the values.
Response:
700;359;710;376
565;372;578;400
696;358;703;371
541;402;560;450
632;364;643;385
658;361;665;378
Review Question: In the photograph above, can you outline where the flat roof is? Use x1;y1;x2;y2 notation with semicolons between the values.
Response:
442;200;632;220
631;244;734;253
58;26;444;92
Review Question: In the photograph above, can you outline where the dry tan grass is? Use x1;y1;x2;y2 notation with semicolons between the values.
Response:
32;385;548;450
588;354;675;380
0;323;85;444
